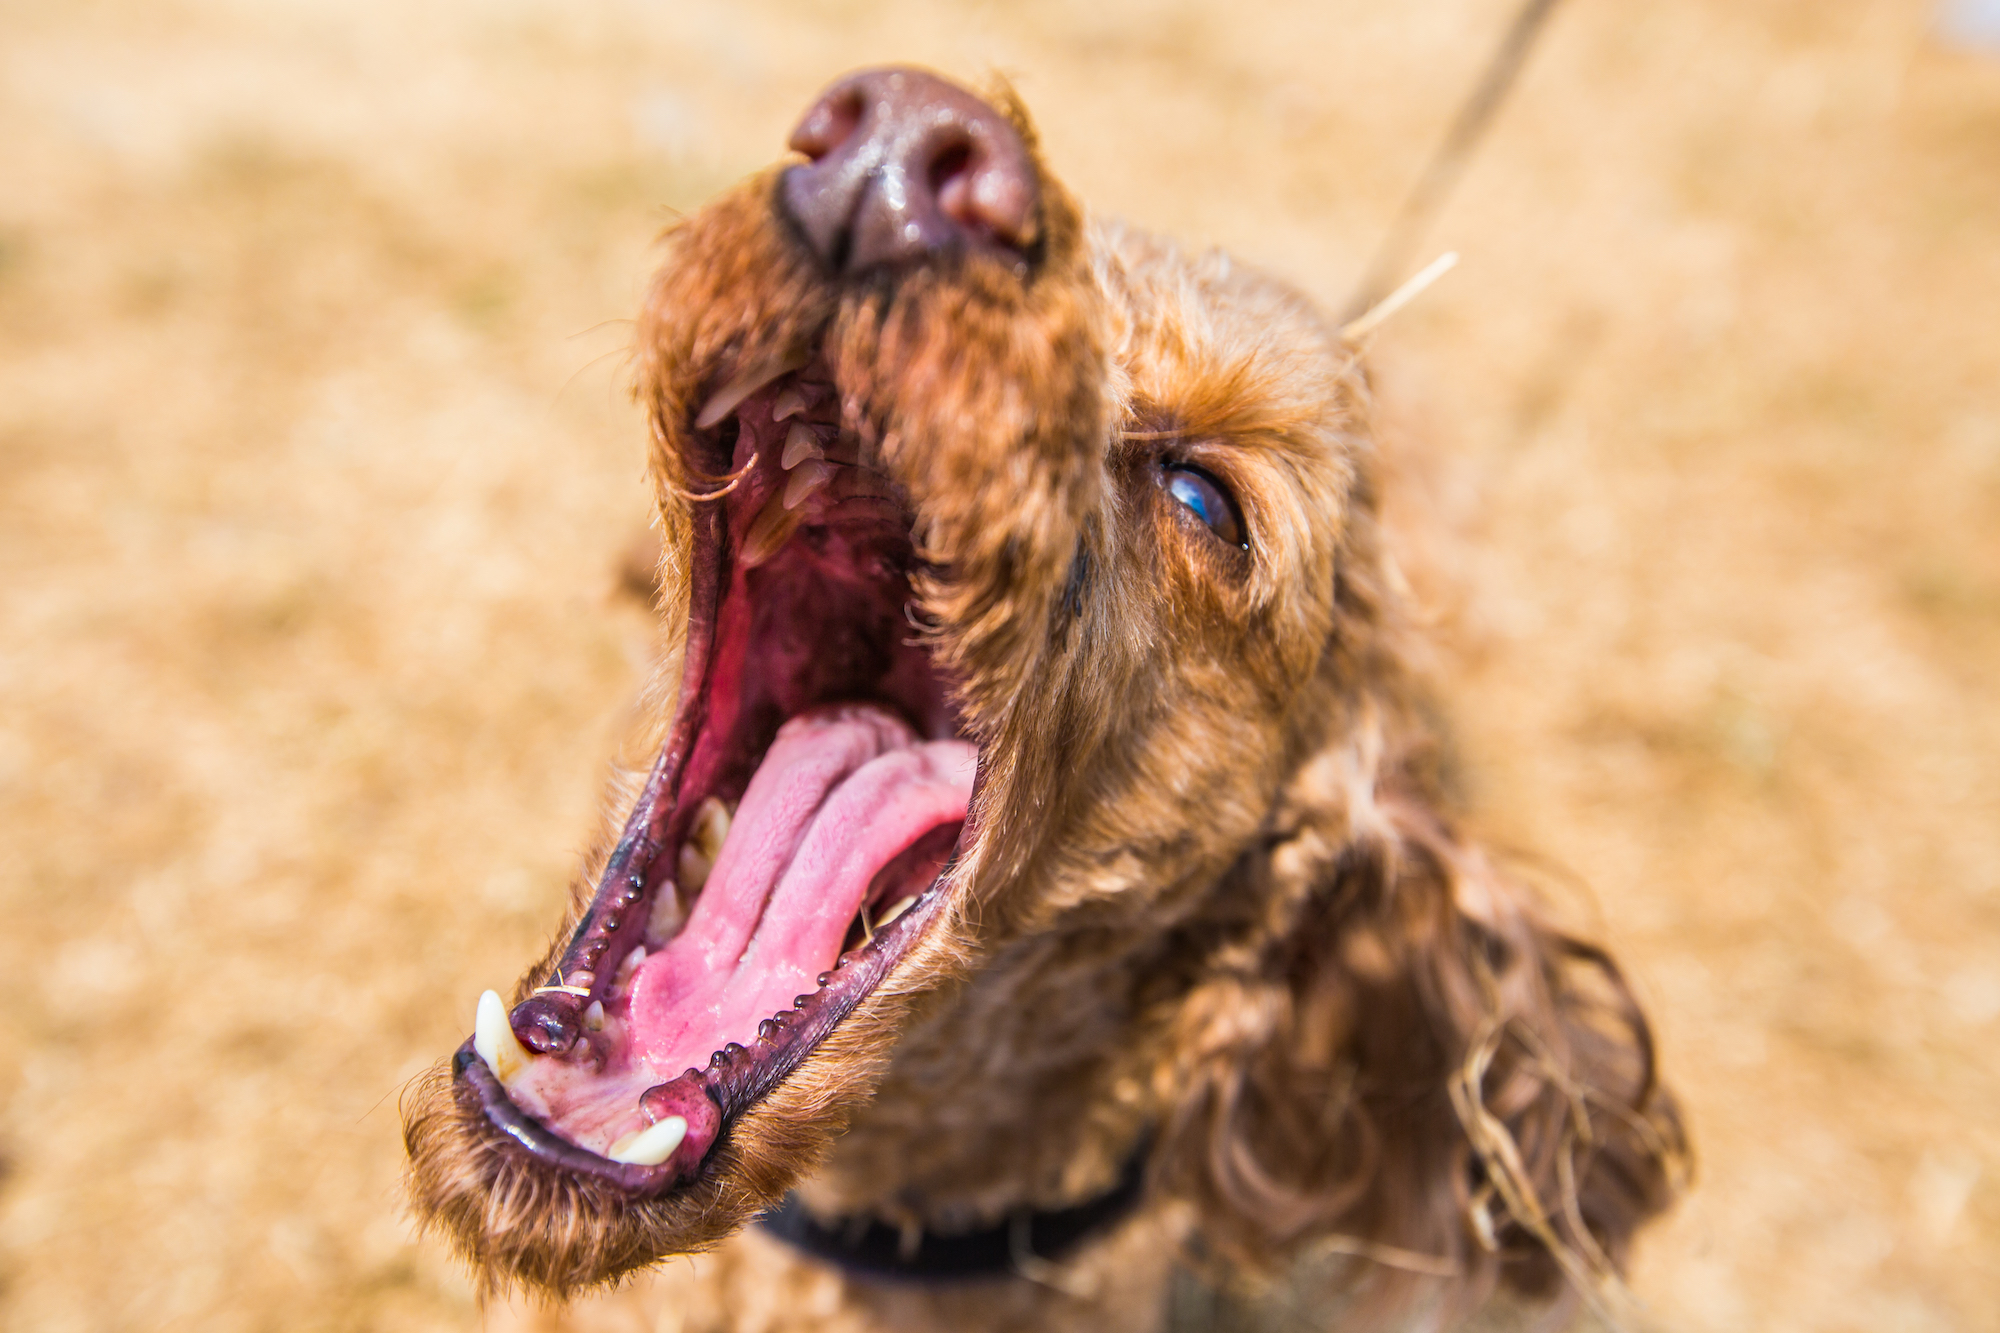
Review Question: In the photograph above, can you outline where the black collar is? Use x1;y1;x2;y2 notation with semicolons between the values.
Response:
755;1144;1150;1284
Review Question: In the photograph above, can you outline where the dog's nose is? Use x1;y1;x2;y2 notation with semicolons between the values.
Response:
780;67;1039;273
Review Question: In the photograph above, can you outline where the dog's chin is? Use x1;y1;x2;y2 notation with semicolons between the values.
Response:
404;341;987;1292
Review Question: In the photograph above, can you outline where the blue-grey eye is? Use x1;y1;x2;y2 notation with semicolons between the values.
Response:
1164;465;1246;549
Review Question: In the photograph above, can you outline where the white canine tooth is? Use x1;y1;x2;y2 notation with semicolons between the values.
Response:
474;989;531;1084
781;422;824;469
783;459;832;510
584;1000;606;1031
875;895;919;929
694;353;804;431
607;1115;688;1166
614;946;646;989
772;386;810;422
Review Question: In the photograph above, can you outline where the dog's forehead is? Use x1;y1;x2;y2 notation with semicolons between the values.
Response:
1091;220;1355;462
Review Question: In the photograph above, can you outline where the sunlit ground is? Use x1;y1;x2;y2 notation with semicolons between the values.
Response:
2;1;1996;1329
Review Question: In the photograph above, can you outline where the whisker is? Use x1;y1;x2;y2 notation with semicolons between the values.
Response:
667;452;759;502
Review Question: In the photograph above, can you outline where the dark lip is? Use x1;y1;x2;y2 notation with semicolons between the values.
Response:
455;1046;674;1190
452;383;977;1197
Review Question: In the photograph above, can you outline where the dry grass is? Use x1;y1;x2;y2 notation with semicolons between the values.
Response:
2;1;1996;1329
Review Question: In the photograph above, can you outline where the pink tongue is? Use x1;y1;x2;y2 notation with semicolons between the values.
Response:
627;704;975;1075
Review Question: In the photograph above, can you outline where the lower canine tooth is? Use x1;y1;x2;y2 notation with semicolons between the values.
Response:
741;494;802;569
608;1115;688;1166
876;895;919;929
474;990;531;1083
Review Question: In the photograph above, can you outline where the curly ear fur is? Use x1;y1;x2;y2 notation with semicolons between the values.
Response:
1156;697;1688;1326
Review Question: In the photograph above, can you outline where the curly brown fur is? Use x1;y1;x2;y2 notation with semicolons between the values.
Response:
403;68;1685;1331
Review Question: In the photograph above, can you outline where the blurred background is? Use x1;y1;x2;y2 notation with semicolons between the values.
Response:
2;1;1997;1329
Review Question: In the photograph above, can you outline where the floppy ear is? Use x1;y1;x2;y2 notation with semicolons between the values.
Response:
1155;706;1687;1325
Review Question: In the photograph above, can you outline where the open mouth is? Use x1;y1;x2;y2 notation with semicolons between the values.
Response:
454;349;974;1192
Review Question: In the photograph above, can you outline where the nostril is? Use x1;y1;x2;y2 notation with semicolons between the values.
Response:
927;139;973;197
788;88;864;162
930;140;976;229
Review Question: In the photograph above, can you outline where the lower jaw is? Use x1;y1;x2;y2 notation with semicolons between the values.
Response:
457;830;969;1192
500;702;973;1165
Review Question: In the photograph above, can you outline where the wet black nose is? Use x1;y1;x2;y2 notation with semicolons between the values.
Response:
779;67;1040;274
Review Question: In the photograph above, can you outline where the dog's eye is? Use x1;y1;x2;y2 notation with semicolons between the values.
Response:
1163;465;1245;549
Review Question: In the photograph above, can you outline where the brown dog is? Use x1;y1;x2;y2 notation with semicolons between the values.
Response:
402;67;1684;1332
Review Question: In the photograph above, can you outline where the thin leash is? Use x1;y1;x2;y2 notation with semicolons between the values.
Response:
1340;0;1572;325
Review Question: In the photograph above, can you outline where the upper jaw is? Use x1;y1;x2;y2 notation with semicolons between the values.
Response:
406;149;1105;1288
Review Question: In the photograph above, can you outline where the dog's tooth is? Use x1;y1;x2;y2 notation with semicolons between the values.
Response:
772;386;810;422
695;353;804;430
678;798;732;892
606;1115;688;1166
741;493;803;568
614;946;646;989
781;422;825;470
677;843;713;894
875;895;919;929
692;797;732;856
584;1000;606;1031
783;459;832;510
474;990;531;1084
647;880;684;941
